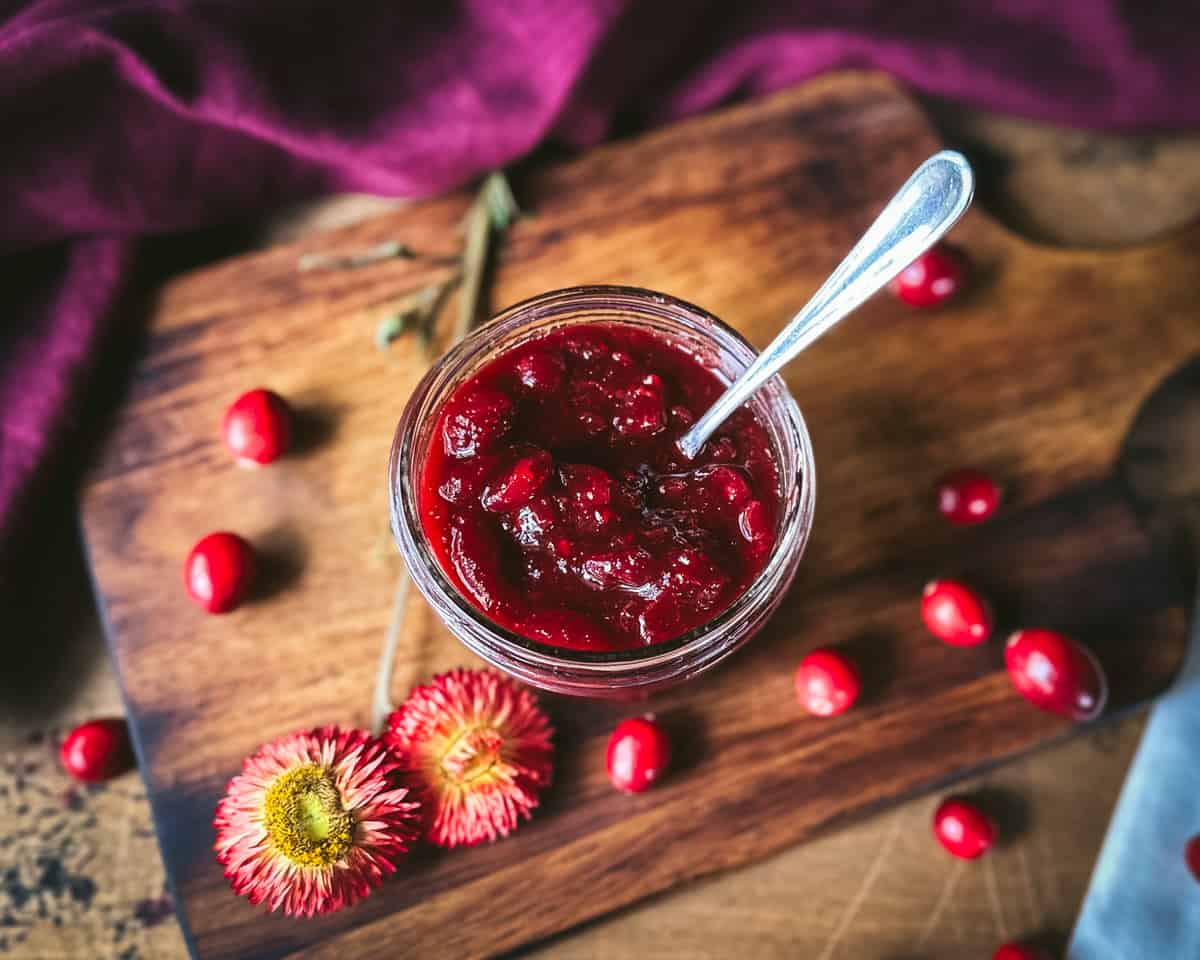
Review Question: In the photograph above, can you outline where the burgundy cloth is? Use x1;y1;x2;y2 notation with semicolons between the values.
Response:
3;1;1198;551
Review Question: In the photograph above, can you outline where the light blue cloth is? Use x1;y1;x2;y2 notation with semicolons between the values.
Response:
1069;581;1200;959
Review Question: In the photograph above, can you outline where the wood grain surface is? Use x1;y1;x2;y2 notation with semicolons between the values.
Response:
77;73;1199;959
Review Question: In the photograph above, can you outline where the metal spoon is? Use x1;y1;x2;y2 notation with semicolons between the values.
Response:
676;149;975;460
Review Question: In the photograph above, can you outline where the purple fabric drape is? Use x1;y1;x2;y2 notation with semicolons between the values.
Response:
3;0;1198;554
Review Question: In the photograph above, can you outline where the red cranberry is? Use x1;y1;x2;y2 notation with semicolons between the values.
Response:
612;386;666;439
514;349;564;395
222;388;292;466
706;466;752;508
560;463;612;508
59;718;133;782
579;547;656;592
1005;629;1107;721
662;548;727;611
606;716;671;793
935;468;1001;526
443;385;514;459
637;593;683;643
921;579;992;646
933;796;996;859
184;532;256;613
795;648;860;717
1186;835;1200;883
890;243;969;307
737;500;773;556
481;449;552;512
506;496;560;546
993;944;1051;960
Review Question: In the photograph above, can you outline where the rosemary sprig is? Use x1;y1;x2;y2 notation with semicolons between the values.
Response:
453;172;521;344
298;240;415;272
374;274;461;355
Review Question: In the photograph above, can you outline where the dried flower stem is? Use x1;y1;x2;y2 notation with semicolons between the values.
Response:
370;170;520;732
371;569;412;734
298;240;415;272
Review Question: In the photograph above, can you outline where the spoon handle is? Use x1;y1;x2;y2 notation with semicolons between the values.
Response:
677;149;974;460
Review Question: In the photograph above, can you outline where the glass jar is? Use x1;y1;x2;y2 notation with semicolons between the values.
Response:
389;285;816;698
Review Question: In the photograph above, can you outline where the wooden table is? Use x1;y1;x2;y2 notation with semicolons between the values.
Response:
2;96;1197;960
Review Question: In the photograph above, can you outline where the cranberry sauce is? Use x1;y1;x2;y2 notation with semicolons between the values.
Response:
419;323;782;651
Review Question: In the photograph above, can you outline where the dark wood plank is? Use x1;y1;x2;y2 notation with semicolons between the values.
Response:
79;72;1197;959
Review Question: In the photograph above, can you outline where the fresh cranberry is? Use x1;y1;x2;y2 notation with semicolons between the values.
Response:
184;532;255;613
890;243;969;308
993;944;1051;960
59;718;133;782
1005;629;1107;721
795;648;860;717
921;579;992;646
513;349;565;395
935;468;1001;526
1186;835;1200;883
481;449;552;512
606;716;671;793
222;388;292;466
442;385;514;458
933;796;996;859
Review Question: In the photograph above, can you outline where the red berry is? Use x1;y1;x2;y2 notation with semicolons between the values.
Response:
222;389;292;466
935;468;1001;526
184;532;256;613
993;943;1051;960
921;579;992;646
606;716;671;793
1186;835;1200;883
795;648;860;717
514;349;565;396
890;243;969;307
481;449;552;513
443;385;515;459
933;796;996;859
1005;629;1107;721
59;718;133;782
612;385;666;439
706;466;752;508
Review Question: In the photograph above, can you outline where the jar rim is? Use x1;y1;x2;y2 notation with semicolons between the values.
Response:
389;285;816;691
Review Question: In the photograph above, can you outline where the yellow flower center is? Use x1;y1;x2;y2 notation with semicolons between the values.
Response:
263;764;354;867
439;727;504;784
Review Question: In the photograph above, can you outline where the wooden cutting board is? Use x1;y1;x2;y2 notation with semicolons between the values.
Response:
79;72;1198;959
